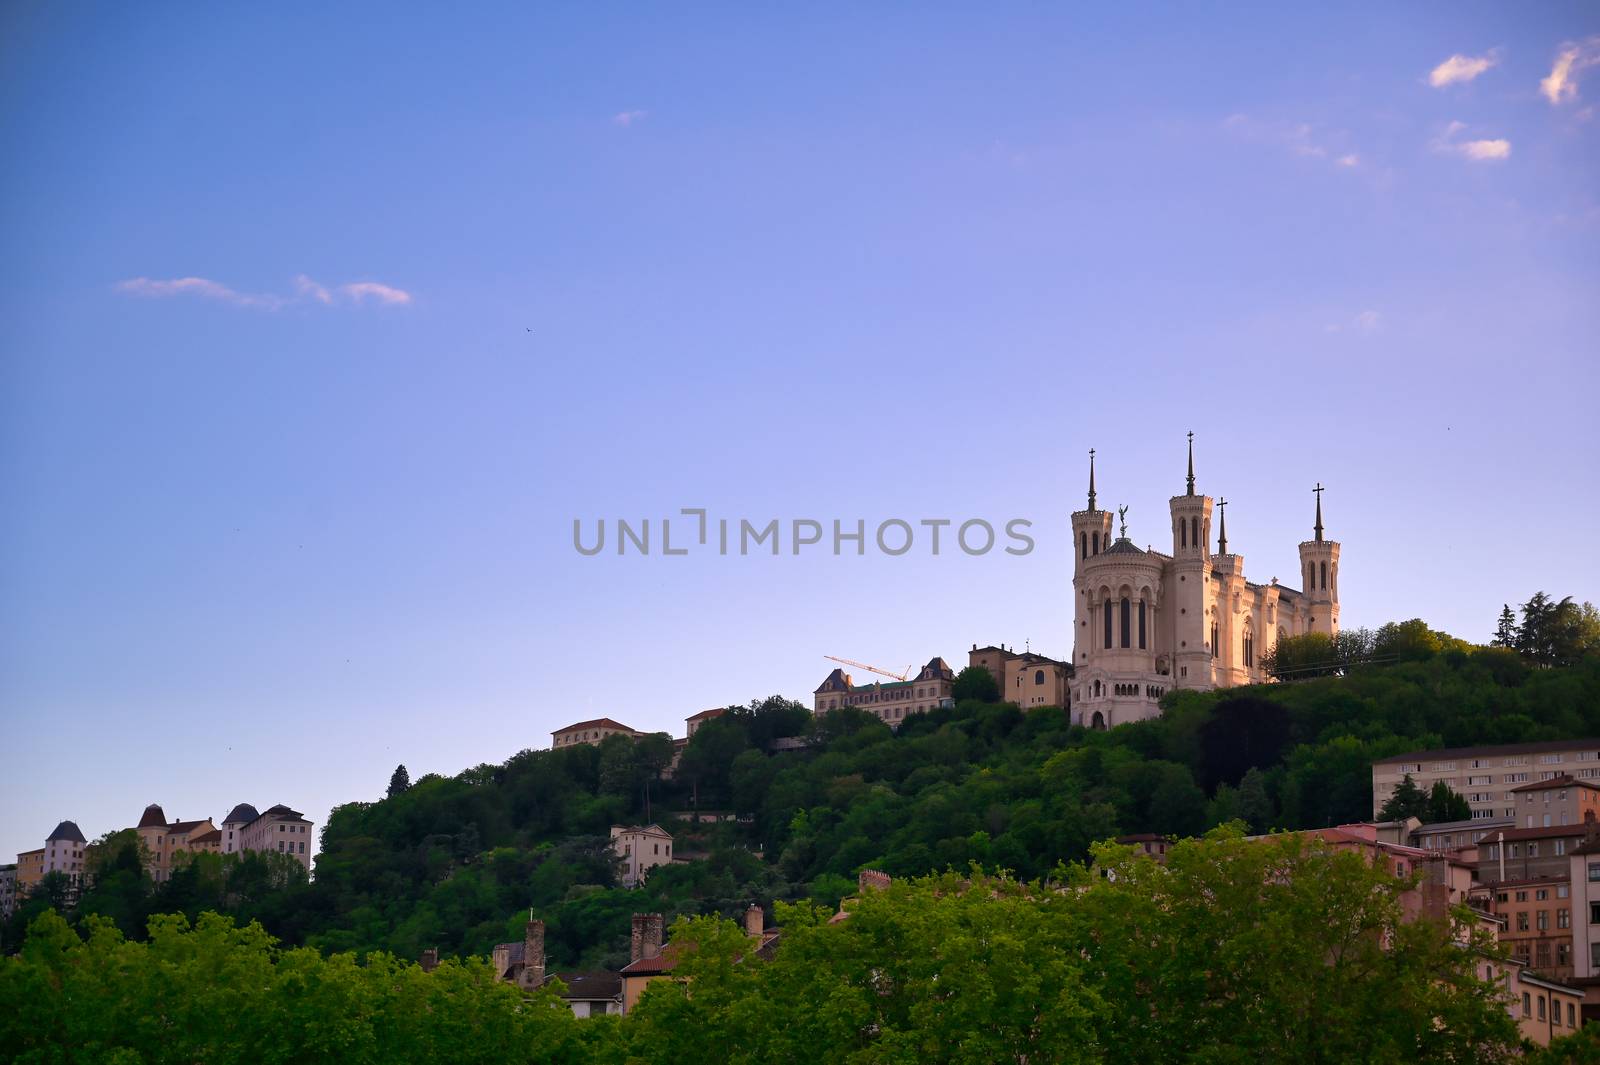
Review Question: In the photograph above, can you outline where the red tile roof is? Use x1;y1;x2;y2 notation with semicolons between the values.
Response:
554;718;636;734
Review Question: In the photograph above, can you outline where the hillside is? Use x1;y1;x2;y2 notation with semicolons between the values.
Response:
8;601;1600;969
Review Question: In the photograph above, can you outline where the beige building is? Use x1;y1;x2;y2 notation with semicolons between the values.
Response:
1372;739;1600;821
812;657;956;725
611;824;673;888
134;805;220;883
15;821;88;900
1488;875;1575;979
1476;825;1595;885
1566;838;1600;984
1070;440;1338;730
1512;776;1600;831
969;644;1072;709
684;708;725;736
552;718;639;749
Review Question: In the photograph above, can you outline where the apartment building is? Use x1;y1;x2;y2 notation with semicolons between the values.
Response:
552;718;639;749
0;865;15;918
1475;825;1595;885
812;657;956;725
1489;875;1575;979
968;644;1073;710
1371;739;1600;821
610;824;674;888
14;821;88;902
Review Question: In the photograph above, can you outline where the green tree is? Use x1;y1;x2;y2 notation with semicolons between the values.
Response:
1378;773;1428;821
1425;780;1472;823
1493;604;1518;648
1237;767;1275;833
388;764;412;797
951;665;1000;704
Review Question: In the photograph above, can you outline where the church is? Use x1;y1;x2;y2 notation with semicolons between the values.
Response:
1070;435;1340;730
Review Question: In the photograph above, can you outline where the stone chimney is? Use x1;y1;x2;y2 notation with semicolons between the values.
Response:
858;869;891;894
744;903;764;937
522;919;545;989
419;948;439;973
631;912;664;963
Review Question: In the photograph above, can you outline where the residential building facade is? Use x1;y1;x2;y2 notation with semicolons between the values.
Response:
1476;825;1592;885
812;657;956;724
15;822;88;899
610;824;673;888
1371;739;1600;821
0;865;14;918
134;805;221;883
1489;875;1575;979
1070;440;1338;730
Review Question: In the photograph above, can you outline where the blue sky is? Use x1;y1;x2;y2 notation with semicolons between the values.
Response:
2;4;1597;861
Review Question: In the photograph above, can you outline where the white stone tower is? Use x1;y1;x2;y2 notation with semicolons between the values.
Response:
1168;432;1214;687
1297;483;1340;636
1070;449;1115;671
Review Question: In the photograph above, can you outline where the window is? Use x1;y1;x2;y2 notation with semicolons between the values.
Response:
1138;601;1147;649
1569;1003;1576;1028
1320;560;1327;589
1538;889;1550;901
1523;992;1531;1017
1035;669;1045;685
1591;901;1600;924
1104;601;1113;649
1559;908;1571;929
1081;532;1087;560
1542;754;1564;764
1539;996;1547;1022
1517;912;1529;931
1558;840;1568;856
1537;910;1549;931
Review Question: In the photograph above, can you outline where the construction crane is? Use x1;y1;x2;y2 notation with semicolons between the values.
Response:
824;656;912;682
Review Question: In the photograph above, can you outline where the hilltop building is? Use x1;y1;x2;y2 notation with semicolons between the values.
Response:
219;803;314;871
552;718;640;749
812;657;956;724
134;805;221;883
1071;437;1339;729
0;865;15;918
14;821;87;900
968;644;1072;709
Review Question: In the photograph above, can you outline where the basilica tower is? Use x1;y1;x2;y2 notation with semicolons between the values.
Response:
1297;484;1340;636
1070;450;1114;673
1168;433;1215;687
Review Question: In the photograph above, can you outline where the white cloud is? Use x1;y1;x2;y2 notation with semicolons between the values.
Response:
1428;50;1499;88
1326;310;1381;334
294;274;333;304
612;110;648;127
339;281;412;306
1542;37;1600;106
115;275;411;309
1432;120;1511;162
1337;153;1360;167
115;276;286;309
1354;310;1380;331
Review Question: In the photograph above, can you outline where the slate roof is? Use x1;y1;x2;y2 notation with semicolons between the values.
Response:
222;803;259;825
549;971;622;1000
1510;774;1600;794
137;804;168;828
1102;538;1146;555
47;821;86;843
1376;739;1600;764
261;804;306;821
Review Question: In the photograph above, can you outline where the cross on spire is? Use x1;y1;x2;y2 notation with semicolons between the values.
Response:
1313;482;1325;542
1185;431;1195;496
1087;448;1097;511
1217;497;1228;554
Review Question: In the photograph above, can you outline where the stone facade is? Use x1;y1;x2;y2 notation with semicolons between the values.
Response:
610;824;674;888
969;644;1072;710
812;657;956;725
134;805;220;883
552;718;639;749
1070;439;1338;729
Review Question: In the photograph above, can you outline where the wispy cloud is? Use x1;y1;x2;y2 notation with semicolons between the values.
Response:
1541;37;1600;106
1325;309;1381;334
115;275;412;310
339;281;412;306
1433;120;1511;162
115;277;287;310
1223;114;1360;168
612;110;648;127
1428;50;1500;88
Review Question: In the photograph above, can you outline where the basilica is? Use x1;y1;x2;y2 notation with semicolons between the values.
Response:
1070;436;1340;730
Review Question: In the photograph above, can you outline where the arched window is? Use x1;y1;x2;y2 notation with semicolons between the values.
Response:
1181;520;1187;547
1190;516;1199;546
1138;600;1147;649
1092;531;1100;555
1307;562;1314;591
1091;711;1106;730
1211;622;1219;658
1081;532;1087;560
1320;560;1327;590
1104;600;1113;649
1120;597;1131;648
1035;669;1045;685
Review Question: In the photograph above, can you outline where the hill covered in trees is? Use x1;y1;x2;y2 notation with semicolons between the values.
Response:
7;594;1599;973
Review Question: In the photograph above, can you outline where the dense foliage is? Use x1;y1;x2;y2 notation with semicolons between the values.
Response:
7;594;1599;981
1;831;1530;1063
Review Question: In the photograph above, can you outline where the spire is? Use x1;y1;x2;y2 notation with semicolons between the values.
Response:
1313;483;1325;542
1087;448;1097;510
1185;431;1195;496
1217;497;1228;554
